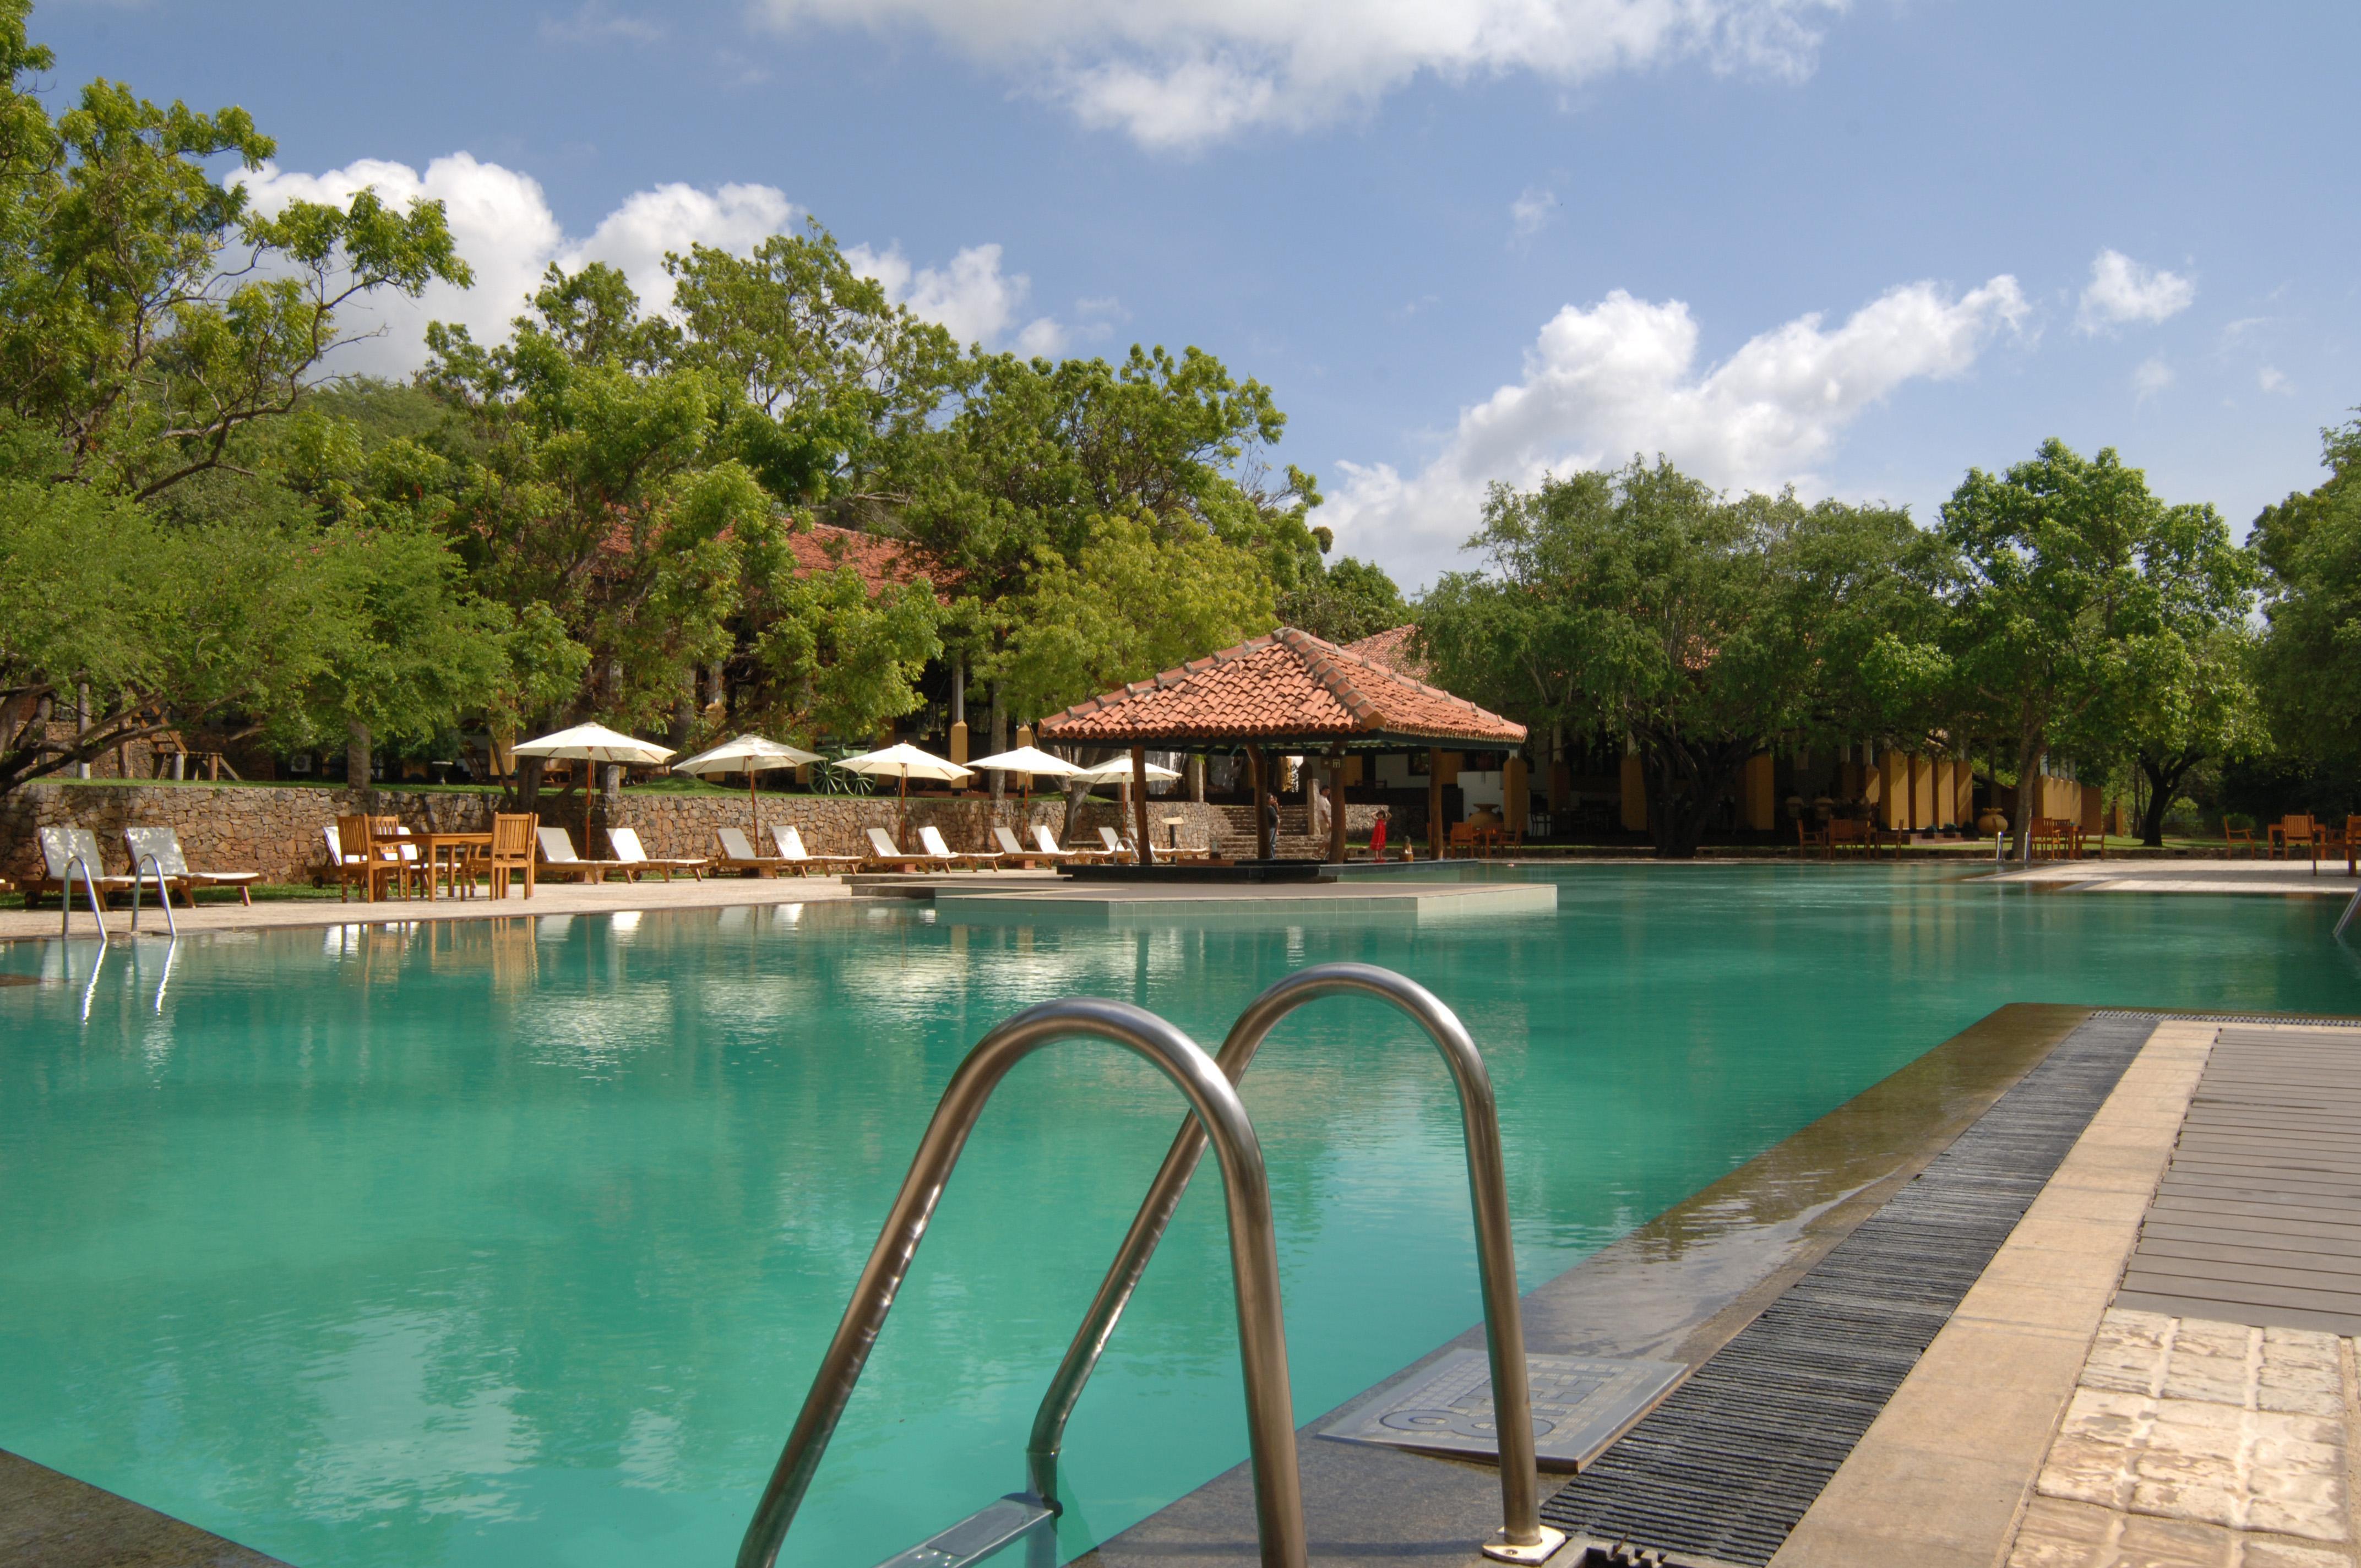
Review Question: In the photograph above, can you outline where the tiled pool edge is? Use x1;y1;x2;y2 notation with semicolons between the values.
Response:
1071;1002;2101;1568
0;1446;290;1567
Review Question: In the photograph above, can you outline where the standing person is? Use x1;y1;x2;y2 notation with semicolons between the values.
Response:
1369;808;1389;861
1261;787;1281;854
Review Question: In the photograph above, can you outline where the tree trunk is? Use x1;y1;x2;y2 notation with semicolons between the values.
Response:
1643;736;1754;859
2137;750;2200;848
345;719;372;794
2010;720;2043;862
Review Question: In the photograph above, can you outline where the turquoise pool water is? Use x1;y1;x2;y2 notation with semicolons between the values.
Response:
4;865;2359;1567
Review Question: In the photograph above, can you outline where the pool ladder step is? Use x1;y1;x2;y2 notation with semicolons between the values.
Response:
872;1494;1054;1568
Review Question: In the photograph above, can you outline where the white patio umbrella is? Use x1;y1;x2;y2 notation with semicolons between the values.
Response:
1072;756;1183;786
510;723;676;852
834;742;973;838
967;744;1086;832
671;734;823;838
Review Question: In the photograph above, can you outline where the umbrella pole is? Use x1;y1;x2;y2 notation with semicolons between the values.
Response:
750;772;760;845
900;771;909;843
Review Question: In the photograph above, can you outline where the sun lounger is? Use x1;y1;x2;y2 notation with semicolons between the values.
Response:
536;826;626;884
31;826;139;907
863;827;943;871
1033;824;1103;864
715;826;790;876
124;825;257;906
994;825;1066;867
917;824;995;870
1096;825;1150;864
770;825;860;875
607;827;708;881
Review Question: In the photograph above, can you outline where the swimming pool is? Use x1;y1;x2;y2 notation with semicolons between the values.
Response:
4;865;2357;1567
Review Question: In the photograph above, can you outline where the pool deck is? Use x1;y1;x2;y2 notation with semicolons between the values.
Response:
1988;858;2359;896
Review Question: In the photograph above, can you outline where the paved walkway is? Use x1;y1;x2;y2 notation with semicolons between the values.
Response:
1777;1018;2361;1568
0;873;858;944
1994;861;2358;897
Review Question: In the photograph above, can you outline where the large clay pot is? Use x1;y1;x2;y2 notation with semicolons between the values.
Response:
1976;808;2009;836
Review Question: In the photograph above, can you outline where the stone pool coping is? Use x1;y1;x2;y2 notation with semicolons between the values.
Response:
1070;1002;2102;1567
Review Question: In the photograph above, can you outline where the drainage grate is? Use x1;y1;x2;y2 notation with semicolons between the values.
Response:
1538;1014;2158;1567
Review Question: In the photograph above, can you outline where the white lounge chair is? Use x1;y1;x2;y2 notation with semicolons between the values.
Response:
1032;824;1099;864
537;826;625;884
123;825;258;906
863;827;941;871
994;825;1063;866
34;826;138;907
715;826;789;876
607;827;708;881
770;825;860;875
1097;825;1151;864
918;824;995;870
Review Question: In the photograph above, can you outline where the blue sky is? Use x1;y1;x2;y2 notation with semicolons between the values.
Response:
33;0;2358;585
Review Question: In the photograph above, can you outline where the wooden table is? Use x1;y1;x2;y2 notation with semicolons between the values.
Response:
374;831;494;900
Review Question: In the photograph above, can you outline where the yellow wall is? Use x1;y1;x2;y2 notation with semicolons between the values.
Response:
1881;750;1910;829
1910;755;1934;830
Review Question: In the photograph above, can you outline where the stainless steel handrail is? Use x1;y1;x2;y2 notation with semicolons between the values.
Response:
58;853;107;946
736;996;1306;1568
129;853;178;937
1027;962;1563;1565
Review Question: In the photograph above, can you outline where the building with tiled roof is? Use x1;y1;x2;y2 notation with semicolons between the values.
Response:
787;522;958;601
1340;624;1428;683
1038;627;1524;749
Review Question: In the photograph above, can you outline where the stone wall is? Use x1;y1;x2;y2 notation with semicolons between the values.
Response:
1;782;1376;883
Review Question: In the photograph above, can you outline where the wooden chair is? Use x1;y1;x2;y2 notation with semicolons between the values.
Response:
1445;821;1476;859
1796;818;1832;859
2268;814;2320;865
1826;818;1871;857
325;821;370;901
2342;816;2361;878
487;813;536;899
2223;819;2259;856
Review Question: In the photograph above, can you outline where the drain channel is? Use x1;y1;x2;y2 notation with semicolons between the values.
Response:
1538;1012;2158;1567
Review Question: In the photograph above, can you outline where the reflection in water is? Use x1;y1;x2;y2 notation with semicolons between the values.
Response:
1;868;2358;1568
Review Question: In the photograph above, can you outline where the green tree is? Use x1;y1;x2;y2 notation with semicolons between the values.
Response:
1277;555;1407;644
1000;513;1278;718
425;265;776;737
0;0;467;497
751;563;943;744
1418;461;1932;859
1928;439;2253;856
2256;417;2361;782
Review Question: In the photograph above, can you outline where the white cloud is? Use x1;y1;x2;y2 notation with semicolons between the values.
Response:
2131;355;2174;401
2259;366;2288;394
1325;274;2027;585
2076;249;2195;334
752;0;1847;149
843;239;1063;352
1510;185;1558;239
235;154;1059;375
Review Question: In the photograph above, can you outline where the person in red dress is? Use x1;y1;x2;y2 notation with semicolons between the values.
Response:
1368;809;1389;861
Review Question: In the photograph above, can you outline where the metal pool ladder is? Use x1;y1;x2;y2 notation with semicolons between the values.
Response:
738;965;1563;1568
735;997;1306;1568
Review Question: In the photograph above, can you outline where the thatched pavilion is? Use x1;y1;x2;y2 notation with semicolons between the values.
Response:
1038;627;1526;862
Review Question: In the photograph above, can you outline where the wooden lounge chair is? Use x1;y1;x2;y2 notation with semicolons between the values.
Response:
862;827;943;871
918;824;996;870
771;825;861;875
29;826;139;908
123;826;256;906
536;825;626;884
487;813;536;899
607;827;708;882
715;827;790;876
1036;825;1105;864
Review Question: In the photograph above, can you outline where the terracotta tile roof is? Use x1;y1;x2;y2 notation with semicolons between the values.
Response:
787;522;958;601
1341;624;1428;683
1039;627;1525;748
